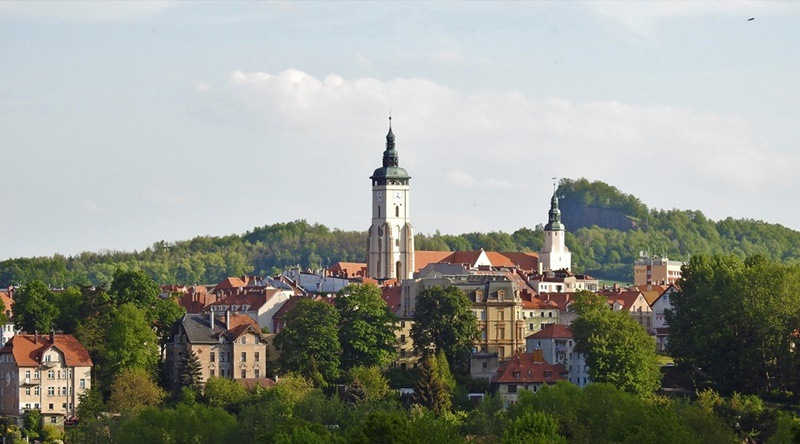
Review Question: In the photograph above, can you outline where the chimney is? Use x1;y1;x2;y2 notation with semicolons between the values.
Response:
531;349;544;363
50;330;55;343
226;310;231;328
34;330;38;344
209;310;215;329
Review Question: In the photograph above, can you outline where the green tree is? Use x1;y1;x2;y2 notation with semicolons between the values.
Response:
53;286;82;333
571;290;661;397
22;409;41;441
335;283;398;370
411;286;480;373
75;386;105;421
668;254;800;395
109;268;159;307
101;302;159;385
203;377;249;409
344;366;391;402
413;351;453;416
502;411;566;444
274;298;341;386
13;280;57;332
152;295;185;356
178;348;203;393
107;368;165;413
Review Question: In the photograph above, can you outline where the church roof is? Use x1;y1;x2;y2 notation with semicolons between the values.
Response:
371;120;410;181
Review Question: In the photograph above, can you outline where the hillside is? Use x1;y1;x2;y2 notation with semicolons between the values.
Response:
2;178;799;286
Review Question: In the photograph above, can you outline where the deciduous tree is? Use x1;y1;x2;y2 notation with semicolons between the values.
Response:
107;368;165;413
411;286;479;373
571;290;661;397
274;298;341;386
335;283;398;370
13;280;57;332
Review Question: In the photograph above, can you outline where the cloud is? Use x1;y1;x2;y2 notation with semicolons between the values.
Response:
140;189;185;207
447;171;516;190
0;1;177;22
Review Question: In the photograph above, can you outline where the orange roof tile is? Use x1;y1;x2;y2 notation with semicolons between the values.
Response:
0;334;92;367
527;323;573;340
492;351;567;384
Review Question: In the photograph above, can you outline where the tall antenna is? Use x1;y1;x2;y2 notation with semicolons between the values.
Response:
552;177;558;193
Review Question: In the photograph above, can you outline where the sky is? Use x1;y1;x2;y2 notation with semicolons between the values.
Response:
2;1;799;261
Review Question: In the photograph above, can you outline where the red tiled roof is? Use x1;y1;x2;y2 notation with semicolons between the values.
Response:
492;351;567;384
273;296;304;320
224;314;261;339
208;289;285;312
0;291;13;318
526;323;573;340
486;252;539;271
0;334;92;367
381;285;402;314
413;251;453;272
328;262;367;278
211;277;247;293
596;290;646;311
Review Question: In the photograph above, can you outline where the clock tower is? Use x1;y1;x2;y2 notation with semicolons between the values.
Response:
539;189;571;272
367;119;414;281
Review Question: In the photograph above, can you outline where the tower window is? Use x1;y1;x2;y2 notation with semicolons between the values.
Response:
395;206;399;217
378;206;381;218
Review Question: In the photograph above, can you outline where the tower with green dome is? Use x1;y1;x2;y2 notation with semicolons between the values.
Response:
367;118;415;280
539;186;571;272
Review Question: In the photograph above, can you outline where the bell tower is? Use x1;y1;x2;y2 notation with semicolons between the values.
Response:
539;184;571;272
367;118;414;280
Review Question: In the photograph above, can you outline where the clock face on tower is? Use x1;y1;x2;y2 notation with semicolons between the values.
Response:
376;191;382;203
394;191;403;203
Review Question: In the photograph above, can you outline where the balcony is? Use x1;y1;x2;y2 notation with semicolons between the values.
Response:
20;378;37;386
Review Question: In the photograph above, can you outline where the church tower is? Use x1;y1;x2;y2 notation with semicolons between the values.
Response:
367;119;414;281
539;189;571;272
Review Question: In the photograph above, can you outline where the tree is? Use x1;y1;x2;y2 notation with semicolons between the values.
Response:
502;411;566;444
411;286;480;373
344;366;390;403
22;409;41;441
152;295;185;356
177;348;203;393
204;377;249;409
107;368;165;413
274;298;341;386
667;254;800;395
412;351;453;415
571;290;661;397
101;302;159;386
109;268;159;308
13;280;57;332
335;283;398;370
75;386;104;421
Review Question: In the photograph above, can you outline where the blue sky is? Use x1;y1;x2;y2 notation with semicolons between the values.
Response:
2;1;799;260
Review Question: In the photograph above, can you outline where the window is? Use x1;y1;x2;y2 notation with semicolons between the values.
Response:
548;312;553;318
49;403;54;410
50;416;57;424
25;387;30;396
34;371;40;380
507;384;517;393
241;352;247;362
400;334;406;344
34;386;39;396
210;352;215;362
499;311;505;321
254;369;260;378
400;349;406;357
513;371;520;378
210;369;215;377
48;387;54;396
481;311;486;321
242;336;247;345
45;354;51;362
25;370;30;379
255;352;260;362
482;362;487;369
400;321;405;328
47;370;55;379
241;369;247;379
79;379;85;389
499;328;505;340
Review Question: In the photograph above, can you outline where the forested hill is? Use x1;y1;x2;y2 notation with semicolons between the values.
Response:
2;178;799;287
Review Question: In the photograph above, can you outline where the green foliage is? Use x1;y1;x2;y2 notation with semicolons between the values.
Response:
668;254;800;396
107;368;165;413
22;409;41;440
502;411;566;444
178;348;203;393
152;295;185;354
274;299;341;387
413;352;453;416
345;366;391;402
114;403;237;444
101;302;160;384
109;269;159;307
203;377;249;409
40;425;62;444
571;290;661;397
411;286;480;373
76;386;105;421
335;283;398;370
14;280;58;332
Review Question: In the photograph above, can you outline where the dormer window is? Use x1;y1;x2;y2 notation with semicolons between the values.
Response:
513;371;520;378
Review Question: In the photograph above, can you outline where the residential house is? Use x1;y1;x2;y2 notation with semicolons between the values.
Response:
491;349;567;402
0;333;93;428
166;312;269;387
651;284;680;352
633;254;684;286
526;324;590;388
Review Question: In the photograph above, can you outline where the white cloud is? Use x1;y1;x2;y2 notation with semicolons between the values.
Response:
191;68;798;233
140;189;185;207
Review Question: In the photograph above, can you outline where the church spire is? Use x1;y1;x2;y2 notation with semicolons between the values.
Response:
383;116;398;167
545;190;565;231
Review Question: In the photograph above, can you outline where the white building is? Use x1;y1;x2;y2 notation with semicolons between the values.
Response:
539;192;571;273
526;323;590;388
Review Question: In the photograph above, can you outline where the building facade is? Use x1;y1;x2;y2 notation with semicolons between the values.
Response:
633;255;684;286
367;120;415;281
0;333;93;428
167;312;269;386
